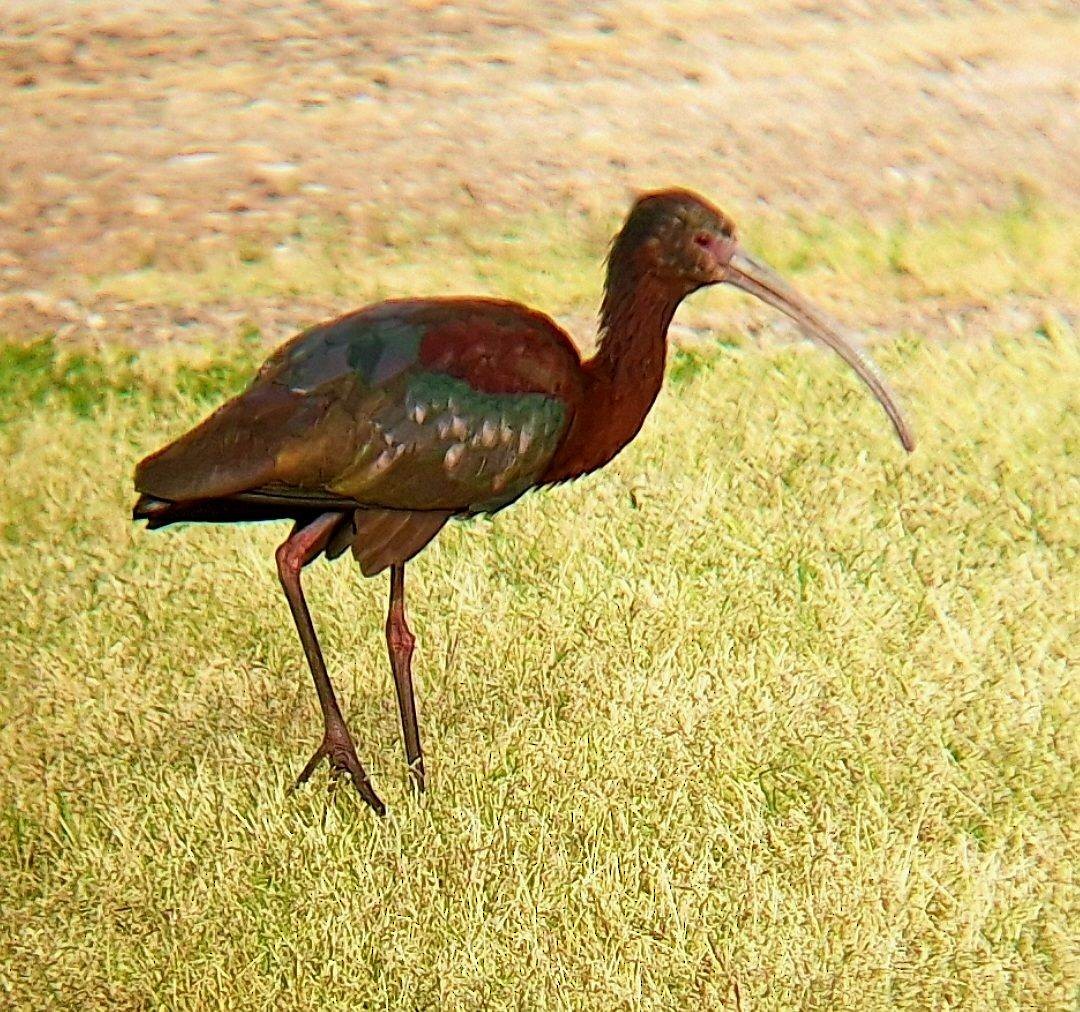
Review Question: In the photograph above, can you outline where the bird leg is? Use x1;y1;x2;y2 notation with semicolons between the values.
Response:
386;564;424;792
276;512;385;816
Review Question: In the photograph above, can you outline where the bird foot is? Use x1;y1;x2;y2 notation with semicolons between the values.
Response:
294;722;386;816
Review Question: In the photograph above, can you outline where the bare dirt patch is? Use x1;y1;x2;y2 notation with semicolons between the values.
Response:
1;1;1077;343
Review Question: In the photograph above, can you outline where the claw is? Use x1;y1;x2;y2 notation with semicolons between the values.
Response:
407;756;426;794
294;726;386;816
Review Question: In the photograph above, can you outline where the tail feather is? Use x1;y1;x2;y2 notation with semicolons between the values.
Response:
133;493;184;529
132;493;323;530
134;494;451;574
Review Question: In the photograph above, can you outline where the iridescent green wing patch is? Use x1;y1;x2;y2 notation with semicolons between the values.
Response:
328;372;567;512
344;319;424;385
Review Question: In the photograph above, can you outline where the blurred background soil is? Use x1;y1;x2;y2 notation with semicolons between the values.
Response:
0;0;1076;345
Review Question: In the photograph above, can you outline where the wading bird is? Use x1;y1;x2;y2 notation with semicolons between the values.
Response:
134;189;914;815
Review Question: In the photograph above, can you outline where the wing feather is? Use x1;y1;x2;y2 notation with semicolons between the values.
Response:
326;372;566;512
134;299;578;515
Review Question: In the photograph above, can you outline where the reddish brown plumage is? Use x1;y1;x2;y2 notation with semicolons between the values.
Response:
417;299;584;401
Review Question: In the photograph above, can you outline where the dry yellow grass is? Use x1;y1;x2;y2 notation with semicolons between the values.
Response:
0;319;1076;1008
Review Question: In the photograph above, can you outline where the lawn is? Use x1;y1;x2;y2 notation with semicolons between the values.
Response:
0;309;1075;1007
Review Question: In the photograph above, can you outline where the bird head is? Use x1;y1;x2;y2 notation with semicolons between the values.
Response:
612;188;915;452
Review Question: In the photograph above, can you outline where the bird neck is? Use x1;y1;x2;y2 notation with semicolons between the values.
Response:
590;270;682;405
546;271;683;481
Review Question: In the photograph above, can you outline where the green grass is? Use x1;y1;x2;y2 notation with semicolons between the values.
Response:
0;324;1077;1008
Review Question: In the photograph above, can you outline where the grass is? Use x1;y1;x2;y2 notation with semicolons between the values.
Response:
92;199;1080;330
0;314;1076;1008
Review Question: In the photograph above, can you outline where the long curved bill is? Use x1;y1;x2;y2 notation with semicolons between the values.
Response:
723;249;916;452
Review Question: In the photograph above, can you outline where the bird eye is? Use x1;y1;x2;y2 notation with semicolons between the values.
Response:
693;232;712;248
